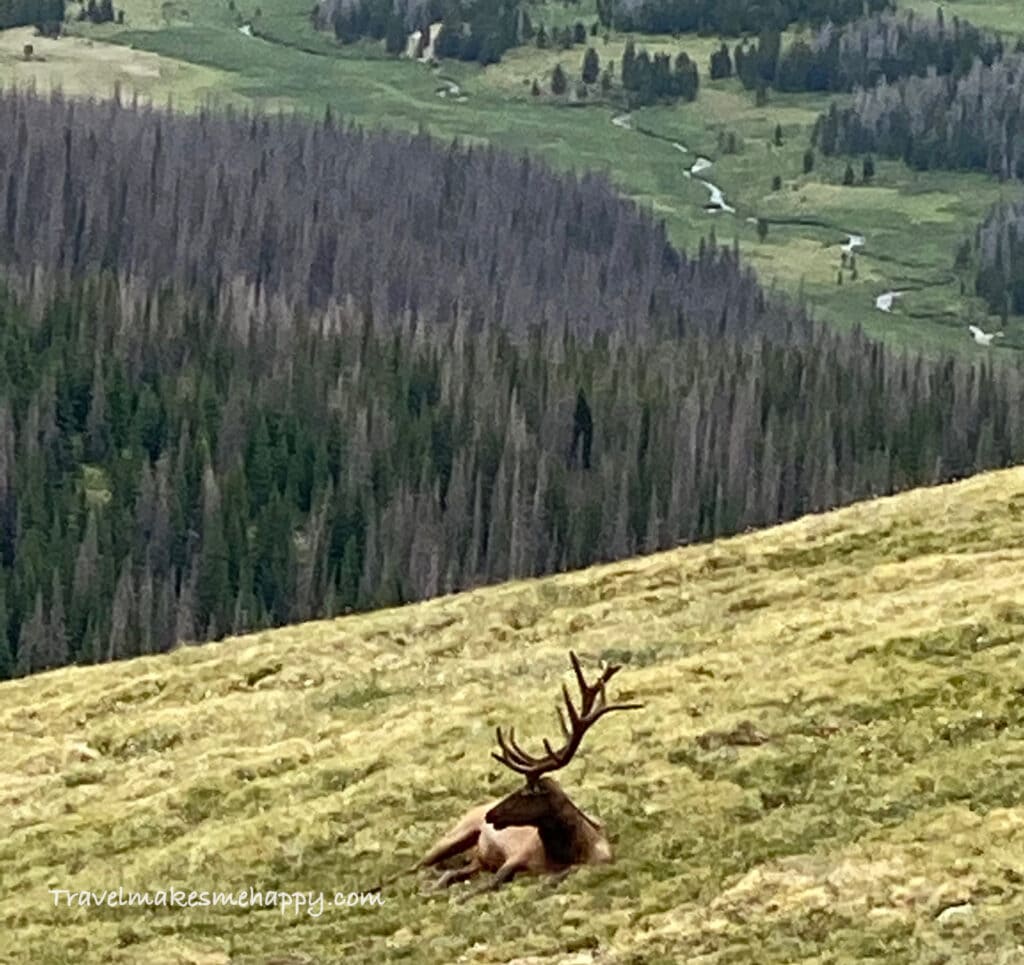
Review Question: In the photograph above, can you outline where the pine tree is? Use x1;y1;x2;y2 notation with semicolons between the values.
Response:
48;567;68;669
582;47;599;84
0;583;11;679
622;39;636;89
16;591;46;677
551;63;568;95
384;15;406;55
197;465;229;636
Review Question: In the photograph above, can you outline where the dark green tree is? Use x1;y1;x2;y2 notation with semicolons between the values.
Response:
551;62;568;95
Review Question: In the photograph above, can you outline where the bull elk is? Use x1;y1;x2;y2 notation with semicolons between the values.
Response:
375;651;642;894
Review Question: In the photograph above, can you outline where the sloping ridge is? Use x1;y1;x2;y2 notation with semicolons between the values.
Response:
3;469;1024;964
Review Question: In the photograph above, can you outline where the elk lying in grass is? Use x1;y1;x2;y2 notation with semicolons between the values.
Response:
376;652;641;894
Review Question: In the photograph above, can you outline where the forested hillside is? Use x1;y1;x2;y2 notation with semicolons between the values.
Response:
596;0;892;36
970;199;1024;318
314;0;525;63
3;276;1022;679
736;8;1003;93
0;90;803;342
1;89;1024;681
815;50;1024;177
0;0;63;31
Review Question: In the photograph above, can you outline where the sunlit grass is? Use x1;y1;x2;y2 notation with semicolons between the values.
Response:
2;468;1024;963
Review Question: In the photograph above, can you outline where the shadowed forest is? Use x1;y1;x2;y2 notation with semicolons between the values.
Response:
1;89;1023;679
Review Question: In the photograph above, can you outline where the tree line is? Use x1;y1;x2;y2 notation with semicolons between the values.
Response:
2;272;1022;680
0;90;813;346
313;0;526;63
733;9;1003;95
594;0;891;37
813;51;1024;178
621;40;699;107
0;0;63;31
967;200;1024;318
3;90;1024;683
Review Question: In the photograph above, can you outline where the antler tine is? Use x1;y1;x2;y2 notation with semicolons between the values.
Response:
496;726;547;768
569;651;625;717
491;749;533;775
493;725;556;776
556;704;570;739
562;682;580;726
491;652;644;785
508;729;548;766
569;650;589;699
495;727;535;767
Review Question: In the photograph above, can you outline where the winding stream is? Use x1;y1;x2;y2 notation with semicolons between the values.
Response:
615;114;734;213
606;113;961;318
875;291;906;313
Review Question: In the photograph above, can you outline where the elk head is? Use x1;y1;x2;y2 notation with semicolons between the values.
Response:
483;652;642;865
376;651;642;894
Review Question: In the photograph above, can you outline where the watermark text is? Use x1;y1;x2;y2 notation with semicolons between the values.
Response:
49;886;385;917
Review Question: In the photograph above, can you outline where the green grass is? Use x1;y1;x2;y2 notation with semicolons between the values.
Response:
2;468;1024;963
4;0;1024;355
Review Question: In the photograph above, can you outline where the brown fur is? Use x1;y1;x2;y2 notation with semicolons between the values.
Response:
372;652;638;895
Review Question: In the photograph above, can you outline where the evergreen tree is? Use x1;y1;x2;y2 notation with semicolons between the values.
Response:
551;62;568;95
0;583;11;679
709;42;732;80
384;15;406;54
582;46;599;84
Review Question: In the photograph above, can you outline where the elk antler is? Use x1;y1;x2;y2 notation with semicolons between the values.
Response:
492;651;643;785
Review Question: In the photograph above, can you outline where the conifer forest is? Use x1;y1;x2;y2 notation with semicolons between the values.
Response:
1;88;1024;680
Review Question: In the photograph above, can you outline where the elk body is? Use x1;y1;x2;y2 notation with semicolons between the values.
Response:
378;652;641;894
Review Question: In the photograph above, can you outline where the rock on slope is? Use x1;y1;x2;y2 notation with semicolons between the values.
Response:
2;469;1024;963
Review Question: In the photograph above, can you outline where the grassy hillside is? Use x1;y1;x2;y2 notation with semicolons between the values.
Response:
3;468;1024;963
3;1;1024;354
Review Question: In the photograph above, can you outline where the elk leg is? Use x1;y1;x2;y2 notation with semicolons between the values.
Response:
436;858;483;888
418;803;491;869
488;860;525;890
419;825;480;869
545;868;575;889
455;857;528;901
